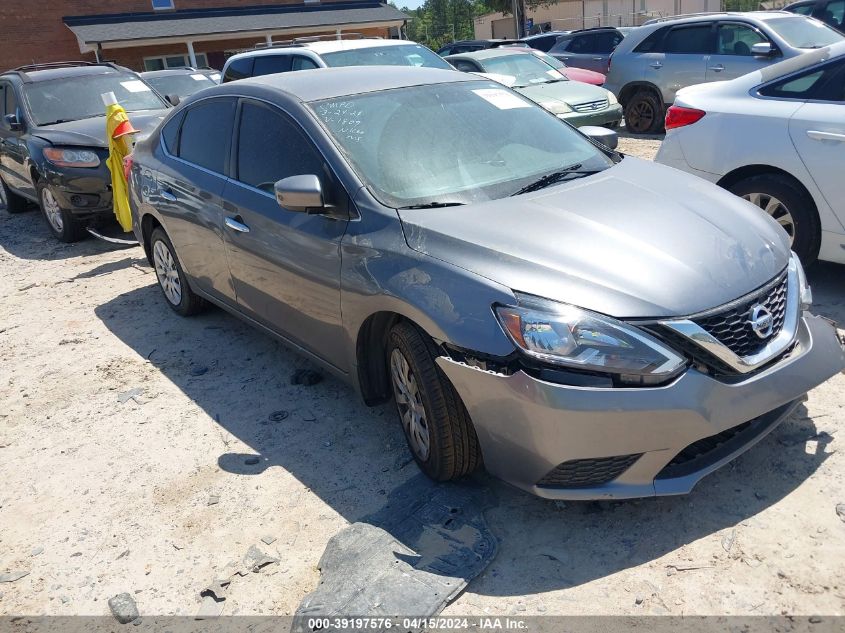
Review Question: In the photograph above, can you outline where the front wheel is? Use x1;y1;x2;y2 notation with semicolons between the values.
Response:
37;182;85;242
150;227;206;316
387;321;481;481
727;174;820;266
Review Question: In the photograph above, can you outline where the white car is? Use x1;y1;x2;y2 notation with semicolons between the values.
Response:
655;42;845;265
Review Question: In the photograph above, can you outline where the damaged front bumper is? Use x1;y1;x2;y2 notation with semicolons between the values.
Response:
437;314;845;500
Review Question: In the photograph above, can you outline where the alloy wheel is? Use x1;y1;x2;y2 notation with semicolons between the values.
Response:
41;187;63;232
742;192;795;245
390;347;430;461
152;239;183;306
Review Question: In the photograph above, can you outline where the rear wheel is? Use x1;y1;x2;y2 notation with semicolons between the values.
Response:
387;321;481;481
37;182;85;242
150;227;207;316
624;90;664;135
727;174;820;266
1;177;30;213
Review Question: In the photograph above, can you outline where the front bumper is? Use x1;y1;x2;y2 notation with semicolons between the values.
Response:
560;104;624;128
43;163;113;219
438;314;845;499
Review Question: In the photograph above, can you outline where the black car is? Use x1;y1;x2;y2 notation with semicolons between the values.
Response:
784;0;845;34
519;31;571;52
141;68;219;103
547;27;625;73
0;62;169;241
436;39;527;56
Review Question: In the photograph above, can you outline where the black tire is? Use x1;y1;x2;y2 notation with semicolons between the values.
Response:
387;321;481;481
36;181;85;242
150;227;207;316
624;90;664;135
727;174;821;266
1;176;30;213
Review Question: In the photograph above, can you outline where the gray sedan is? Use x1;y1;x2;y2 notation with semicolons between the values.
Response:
128;67;845;499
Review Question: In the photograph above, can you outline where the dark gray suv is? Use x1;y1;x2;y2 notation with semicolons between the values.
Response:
128;67;844;500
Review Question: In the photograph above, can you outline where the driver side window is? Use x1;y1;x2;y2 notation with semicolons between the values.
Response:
235;100;326;193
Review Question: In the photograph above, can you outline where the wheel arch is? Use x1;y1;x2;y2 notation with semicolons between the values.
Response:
618;81;663;107
140;213;163;265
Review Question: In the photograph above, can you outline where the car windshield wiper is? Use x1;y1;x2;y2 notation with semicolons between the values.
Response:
397;201;466;210
511;164;603;196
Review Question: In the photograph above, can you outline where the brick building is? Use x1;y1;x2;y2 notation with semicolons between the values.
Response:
0;0;408;72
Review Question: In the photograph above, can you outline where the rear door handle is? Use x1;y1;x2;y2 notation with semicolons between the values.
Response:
649;61;662;69
708;64;725;72
225;215;250;233
807;130;845;142
160;189;177;202
592;57;604;61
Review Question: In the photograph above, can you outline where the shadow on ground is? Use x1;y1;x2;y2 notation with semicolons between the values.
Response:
94;266;839;598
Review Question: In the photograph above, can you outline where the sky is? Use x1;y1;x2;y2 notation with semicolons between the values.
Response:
396;0;426;10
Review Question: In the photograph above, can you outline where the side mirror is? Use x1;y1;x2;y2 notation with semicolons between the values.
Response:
580;125;618;150
165;94;181;106
751;42;775;58
274;174;325;213
4;113;22;132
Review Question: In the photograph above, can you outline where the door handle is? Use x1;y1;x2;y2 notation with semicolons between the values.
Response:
225;216;250;233
592;57;604;61
708;64;725;72
649;61;662;69
160;189;177;202
807;130;845;142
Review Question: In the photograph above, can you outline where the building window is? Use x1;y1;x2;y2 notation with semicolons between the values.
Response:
152;0;175;10
144;53;208;71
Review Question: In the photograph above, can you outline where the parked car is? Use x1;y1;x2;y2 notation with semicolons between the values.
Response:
784;0;845;34
0;61;169;241
222;38;451;82
445;49;622;126
128;66;844;499
605;11;844;134
141;68;217;102
520;31;572;53
548;27;626;73
436;39;526;55
655;43;845;266
527;49;607;85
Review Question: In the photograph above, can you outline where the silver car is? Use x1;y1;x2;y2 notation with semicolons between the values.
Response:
604;11;844;133
128;66;845;500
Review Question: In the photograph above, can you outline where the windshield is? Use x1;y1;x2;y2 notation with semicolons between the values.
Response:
531;50;566;69
767;17;843;48
479;54;565;87
24;73;166;125
321;44;453;69
144;73;215;98
310;80;613;208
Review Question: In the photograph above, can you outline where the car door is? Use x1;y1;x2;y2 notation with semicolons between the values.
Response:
220;98;348;365
643;22;713;104
784;59;845;225
554;34;602;72
0;82;34;195
706;22;775;83
155;97;238;304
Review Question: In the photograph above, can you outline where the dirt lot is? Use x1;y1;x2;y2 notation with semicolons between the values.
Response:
2;137;845;619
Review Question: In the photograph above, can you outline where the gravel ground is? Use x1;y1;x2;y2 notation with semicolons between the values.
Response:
2;137;845;619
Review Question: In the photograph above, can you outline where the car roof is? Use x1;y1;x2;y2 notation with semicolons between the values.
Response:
225;38;412;63
229;66;484;102
445;48;534;61
141;68;211;78
644;10;799;25
1;64;134;83
521;31;569;40
759;40;845;81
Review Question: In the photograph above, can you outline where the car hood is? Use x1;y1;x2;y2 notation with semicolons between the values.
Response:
398;157;791;318
32;110;170;148
515;80;610;113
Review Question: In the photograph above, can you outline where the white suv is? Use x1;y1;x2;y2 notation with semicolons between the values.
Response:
221;38;451;82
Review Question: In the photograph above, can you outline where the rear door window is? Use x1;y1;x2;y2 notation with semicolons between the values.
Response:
662;24;714;54
252;55;292;77
568;35;594;53
223;57;253;82
177;98;236;173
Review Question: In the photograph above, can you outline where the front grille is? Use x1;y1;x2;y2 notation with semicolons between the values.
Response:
537;454;641;488
571;98;608;113
693;271;788;358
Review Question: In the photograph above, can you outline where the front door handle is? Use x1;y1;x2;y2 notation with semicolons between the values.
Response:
708;64;725;72
225;216;250;233
807;130;845;143
649;61;663;69
160;189;177;202
592;57;604;61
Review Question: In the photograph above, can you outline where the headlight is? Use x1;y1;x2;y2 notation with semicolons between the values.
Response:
607;91;618;105
546;102;572;115
496;294;686;381
43;147;100;168
793;252;812;310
